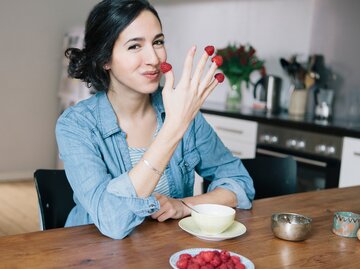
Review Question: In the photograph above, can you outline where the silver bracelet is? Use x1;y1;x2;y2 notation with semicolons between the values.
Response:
143;159;163;176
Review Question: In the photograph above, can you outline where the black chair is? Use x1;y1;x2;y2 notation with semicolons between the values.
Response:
34;169;75;230
203;155;297;199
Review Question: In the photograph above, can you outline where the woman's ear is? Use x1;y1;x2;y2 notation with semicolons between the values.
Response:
104;63;111;70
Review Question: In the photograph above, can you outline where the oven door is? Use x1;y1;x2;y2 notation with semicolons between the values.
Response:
256;147;340;192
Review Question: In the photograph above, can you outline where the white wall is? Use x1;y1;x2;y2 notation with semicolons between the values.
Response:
1;0;358;179
153;0;315;105
309;0;360;119
0;0;99;179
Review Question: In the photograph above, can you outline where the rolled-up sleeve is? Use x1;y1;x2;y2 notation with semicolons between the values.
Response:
56;112;160;239
193;112;255;209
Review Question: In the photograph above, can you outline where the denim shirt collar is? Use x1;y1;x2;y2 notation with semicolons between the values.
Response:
96;88;165;139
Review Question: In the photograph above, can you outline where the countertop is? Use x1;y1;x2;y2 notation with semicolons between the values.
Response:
201;102;360;138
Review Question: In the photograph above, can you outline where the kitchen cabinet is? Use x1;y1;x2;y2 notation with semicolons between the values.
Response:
194;113;258;195
339;137;360;187
203;114;258;159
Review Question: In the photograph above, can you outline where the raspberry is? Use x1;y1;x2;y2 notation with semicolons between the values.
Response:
204;45;215;56
188;264;200;269
192;255;206;266
220;250;231;262
176;258;189;269
210;255;222;267
214;73;225;83
231;256;241;265
179;253;192;260
199;251;215;262
160;62;172;73
211;55;223;67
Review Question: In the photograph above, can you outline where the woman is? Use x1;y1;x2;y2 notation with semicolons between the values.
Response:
56;0;255;239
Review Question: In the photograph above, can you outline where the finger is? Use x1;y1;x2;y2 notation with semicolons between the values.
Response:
201;74;223;100
157;208;175;222
198;62;218;94
179;45;197;84
160;63;174;91
151;203;169;221
191;50;211;87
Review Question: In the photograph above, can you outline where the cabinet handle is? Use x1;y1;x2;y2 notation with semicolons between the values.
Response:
354;152;360;157
231;150;242;156
217;127;244;135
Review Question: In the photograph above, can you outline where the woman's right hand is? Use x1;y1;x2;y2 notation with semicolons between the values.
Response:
161;46;221;135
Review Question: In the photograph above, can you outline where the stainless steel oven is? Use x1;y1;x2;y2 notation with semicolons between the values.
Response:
256;123;343;192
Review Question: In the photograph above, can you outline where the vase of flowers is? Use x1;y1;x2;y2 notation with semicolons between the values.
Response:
217;44;266;109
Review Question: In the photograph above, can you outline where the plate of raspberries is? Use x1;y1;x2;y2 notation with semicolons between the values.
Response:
169;248;254;269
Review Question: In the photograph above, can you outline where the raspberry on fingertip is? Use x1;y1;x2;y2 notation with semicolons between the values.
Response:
160;62;172;73
204;45;215;56
211;55;223;67
214;73;225;83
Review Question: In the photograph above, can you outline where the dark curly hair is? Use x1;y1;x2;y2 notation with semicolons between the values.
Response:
65;0;161;92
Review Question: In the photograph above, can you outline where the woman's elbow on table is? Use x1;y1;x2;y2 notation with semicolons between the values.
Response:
96;212;144;240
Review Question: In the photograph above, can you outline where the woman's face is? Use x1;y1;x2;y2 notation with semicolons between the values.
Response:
107;10;166;95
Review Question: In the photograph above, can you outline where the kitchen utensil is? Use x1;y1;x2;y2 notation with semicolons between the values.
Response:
253;75;282;113
315;89;334;119
271;213;312;241
180;200;200;213
288;88;307;116
280;56;306;89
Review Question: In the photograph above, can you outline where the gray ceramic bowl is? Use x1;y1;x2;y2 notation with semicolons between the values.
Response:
271;213;312;241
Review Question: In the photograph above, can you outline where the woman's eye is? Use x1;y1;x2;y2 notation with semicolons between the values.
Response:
128;44;140;50
154;40;165;47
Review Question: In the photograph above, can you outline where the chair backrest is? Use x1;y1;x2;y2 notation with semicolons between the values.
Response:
34;169;75;230
203;155;297;199
242;155;297;199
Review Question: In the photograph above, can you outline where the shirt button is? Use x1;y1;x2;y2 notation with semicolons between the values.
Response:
149;204;155;208
184;162;189;167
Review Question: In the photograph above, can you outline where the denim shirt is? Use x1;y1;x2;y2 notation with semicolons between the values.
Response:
55;89;255;239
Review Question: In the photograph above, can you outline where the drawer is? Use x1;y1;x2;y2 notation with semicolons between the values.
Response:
204;114;257;143
339;137;360;187
222;138;256;159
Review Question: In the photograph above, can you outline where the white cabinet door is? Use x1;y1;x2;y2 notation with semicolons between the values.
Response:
203;114;258;159
339;137;360;187
194;114;258;195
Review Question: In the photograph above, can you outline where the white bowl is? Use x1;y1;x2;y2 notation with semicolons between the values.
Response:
191;204;235;235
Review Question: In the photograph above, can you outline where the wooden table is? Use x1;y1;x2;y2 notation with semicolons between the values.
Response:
1;186;359;268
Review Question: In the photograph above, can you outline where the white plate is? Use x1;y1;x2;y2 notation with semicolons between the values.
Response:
169;248;255;269
178;217;246;241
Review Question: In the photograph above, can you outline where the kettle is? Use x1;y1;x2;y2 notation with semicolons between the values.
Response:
253;75;282;113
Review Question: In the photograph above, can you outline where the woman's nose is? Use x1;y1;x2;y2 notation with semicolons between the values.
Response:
144;46;160;65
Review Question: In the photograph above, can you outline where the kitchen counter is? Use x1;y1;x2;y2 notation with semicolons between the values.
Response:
201;102;360;138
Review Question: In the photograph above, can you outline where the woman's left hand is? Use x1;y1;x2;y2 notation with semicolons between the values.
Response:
151;193;191;222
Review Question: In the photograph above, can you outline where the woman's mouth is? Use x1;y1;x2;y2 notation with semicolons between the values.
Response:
142;70;160;80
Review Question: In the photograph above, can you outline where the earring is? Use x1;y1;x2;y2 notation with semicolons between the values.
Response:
104;64;110;70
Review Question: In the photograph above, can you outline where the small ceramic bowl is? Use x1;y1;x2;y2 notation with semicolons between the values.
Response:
332;211;360;238
191;204;235;235
271;213;312;241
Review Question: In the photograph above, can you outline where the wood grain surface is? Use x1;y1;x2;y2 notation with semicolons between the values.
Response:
0;186;359;269
0;180;39;236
